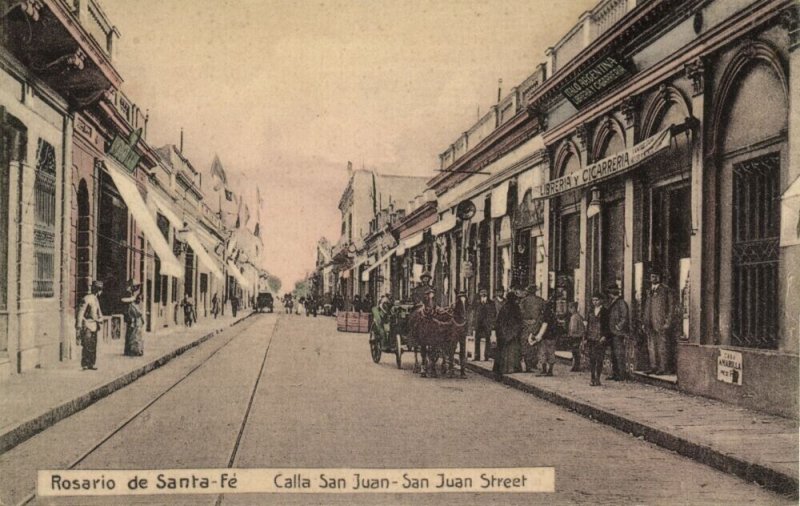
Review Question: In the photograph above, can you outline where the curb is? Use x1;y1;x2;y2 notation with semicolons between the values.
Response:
0;312;256;455
465;362;799;498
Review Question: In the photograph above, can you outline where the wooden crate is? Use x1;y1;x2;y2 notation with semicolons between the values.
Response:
337;311;370;333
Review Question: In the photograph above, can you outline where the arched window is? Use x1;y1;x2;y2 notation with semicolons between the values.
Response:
33;139;57;298
716;48;788;349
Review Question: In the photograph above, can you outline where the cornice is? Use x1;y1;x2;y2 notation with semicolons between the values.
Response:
429;111;540;194
542;0;791;146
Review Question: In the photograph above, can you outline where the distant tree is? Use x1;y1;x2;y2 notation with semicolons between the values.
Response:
293;280;309;299
267;275;282;294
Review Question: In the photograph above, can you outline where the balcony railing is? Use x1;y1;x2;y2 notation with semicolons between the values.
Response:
550;0;635;74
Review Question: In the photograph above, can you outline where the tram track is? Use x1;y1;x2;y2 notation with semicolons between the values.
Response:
14;313;279;506
215;317;279;506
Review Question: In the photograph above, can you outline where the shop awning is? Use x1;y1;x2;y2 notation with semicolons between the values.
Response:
535;125;674;200
402;232;424;251
149;192;224;282
491;181;510;218
226;260;251;290
431;213;458;236
105;160;183;277
186;231;224;281
364;248;396;275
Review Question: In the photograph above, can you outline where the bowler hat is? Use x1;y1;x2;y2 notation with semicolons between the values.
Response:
91;280;104;291
525;284;538;294
606;283;621;295
478;288;488;296
420;271;432;280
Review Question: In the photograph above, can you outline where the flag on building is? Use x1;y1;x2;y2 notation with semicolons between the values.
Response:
210;154;227;190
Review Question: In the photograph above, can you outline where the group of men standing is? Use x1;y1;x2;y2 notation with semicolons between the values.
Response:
459;269;678;381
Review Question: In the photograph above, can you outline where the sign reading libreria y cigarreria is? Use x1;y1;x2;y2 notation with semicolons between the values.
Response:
535;127;672;199
560;55;633;108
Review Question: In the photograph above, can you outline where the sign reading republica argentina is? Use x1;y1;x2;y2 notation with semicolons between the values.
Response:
717;349;743;385
108;128;143;172
535;127;672;199
560;55;633;108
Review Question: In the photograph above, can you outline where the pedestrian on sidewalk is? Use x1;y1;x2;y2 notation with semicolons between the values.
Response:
472;288;496;361
122;290;145;357
211;293;219;319
181;293;195;328
606;284;629;381
532;295;557;377
585;292;610;386
493;286;505;316
567;301;586;372
519;284;545;373
76;280;104;371
231;294;239;317
643;270;675;375
493;291;523;378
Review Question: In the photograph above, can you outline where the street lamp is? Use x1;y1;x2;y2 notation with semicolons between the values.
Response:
586;187;602;218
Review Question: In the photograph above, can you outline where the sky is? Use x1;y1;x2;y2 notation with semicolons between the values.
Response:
100;0;597;288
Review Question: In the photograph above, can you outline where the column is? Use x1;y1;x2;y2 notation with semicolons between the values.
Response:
60;114;74;361
685;57;705;344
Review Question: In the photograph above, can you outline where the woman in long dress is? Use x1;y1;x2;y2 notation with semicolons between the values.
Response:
494;291;523;376
123;293;145;356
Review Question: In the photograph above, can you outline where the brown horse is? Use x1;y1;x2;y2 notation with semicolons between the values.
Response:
408;304;467;378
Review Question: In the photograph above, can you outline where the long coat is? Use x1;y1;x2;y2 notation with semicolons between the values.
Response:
494;298;523;374
643;284;674;333
607;296;630;337
472;300;497;333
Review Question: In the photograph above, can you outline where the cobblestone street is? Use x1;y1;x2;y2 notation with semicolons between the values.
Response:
0;314;792;505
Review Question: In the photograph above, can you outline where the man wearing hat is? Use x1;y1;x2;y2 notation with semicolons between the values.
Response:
606;283;629;381
76;280;104;370
412;271;435;307
519;284;549;373
472;288;496;361
643;270;675;375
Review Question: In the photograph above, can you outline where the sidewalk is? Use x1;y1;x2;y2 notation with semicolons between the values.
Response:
465;358;799;497
0;311;254;455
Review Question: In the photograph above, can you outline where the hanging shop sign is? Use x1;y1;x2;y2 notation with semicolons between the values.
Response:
536;126;673;199
560;55;634;108
107;128;142;173
717;349;743;385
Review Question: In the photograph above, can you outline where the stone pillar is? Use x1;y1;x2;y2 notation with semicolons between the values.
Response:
60;114;74;361
685;57;706;345
781;9;800;353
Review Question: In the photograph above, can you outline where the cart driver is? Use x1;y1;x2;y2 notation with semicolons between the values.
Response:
412;271;436;308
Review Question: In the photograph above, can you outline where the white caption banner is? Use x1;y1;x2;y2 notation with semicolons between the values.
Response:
39;468;555;496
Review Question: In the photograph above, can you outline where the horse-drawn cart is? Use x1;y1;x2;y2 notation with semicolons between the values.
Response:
368;303;413;369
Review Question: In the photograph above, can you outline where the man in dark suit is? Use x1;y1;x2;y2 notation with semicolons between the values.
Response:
643;271;675;375
472;288;496;361
606;284;629;381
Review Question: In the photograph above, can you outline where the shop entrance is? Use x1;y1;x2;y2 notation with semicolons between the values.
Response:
650;182;691;295
97;171;129;315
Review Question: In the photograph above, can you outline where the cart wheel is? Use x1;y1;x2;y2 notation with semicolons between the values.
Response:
370;329;381;364
395;334;403;369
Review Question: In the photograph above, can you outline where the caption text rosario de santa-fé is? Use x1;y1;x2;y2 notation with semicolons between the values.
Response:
39;468;555;495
